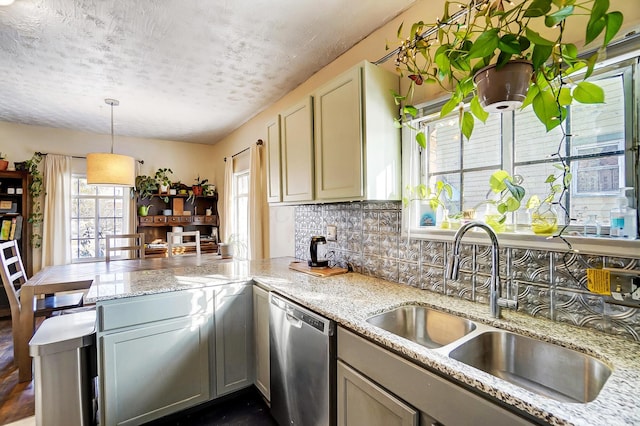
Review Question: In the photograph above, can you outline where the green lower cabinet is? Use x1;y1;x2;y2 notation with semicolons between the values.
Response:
338;361;418;426
338;327;535;426
100;314;212;425
214;283;254;396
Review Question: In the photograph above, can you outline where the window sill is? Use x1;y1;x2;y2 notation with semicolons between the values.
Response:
405;226;640;259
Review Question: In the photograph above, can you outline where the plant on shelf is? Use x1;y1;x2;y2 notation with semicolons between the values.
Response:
25;152;44;247
135;175;159;201
0;152;7;171
391;0;624;143
192;175;208;197
154;168;173;193
526;164;570;235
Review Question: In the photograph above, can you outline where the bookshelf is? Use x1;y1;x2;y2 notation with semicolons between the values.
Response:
0;170;31;317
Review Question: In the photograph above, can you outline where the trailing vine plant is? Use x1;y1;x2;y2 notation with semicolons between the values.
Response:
25;152;44;248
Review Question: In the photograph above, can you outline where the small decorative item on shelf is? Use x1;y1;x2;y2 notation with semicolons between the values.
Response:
14;161;27;172
203;184;216;196
138;205;151;216
0;153;8;171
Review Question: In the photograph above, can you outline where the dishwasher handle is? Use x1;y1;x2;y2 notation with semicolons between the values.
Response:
270;293;334;335
285;311;303;328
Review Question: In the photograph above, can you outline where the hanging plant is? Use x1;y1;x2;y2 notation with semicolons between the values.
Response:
25;152;44;248
391;0;624;143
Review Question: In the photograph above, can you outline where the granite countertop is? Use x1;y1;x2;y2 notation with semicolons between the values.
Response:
86;257;640;426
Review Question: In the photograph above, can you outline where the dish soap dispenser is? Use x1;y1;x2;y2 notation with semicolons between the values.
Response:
610;188;637;239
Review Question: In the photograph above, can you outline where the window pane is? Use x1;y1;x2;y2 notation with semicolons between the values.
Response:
79;219;95;238
99;199;116;217
428;116;461;173
429;173;461;216
78;179;95;195
462;169;493;211
570;75;625;154
514;107;565;163
98;186;115;196
463;114;501;169
78;199;96;217
515;162;567;226
78;238;95;258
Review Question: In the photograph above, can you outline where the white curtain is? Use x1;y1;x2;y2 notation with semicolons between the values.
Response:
41;154;72;267
223;156;234;243
248;145;266;260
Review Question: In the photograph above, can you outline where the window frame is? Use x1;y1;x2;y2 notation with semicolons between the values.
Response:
70;174;129;262
401;51;639;256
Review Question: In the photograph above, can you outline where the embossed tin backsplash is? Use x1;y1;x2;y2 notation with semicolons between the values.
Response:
294;202;640;341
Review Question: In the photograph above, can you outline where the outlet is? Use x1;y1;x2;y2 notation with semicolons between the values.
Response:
326;225;337;241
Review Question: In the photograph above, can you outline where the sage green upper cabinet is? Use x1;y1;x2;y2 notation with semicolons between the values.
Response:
281;97;314;202
313;61;400;201
266;117;282;203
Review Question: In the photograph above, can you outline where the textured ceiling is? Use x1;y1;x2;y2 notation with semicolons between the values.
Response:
0;0;415;144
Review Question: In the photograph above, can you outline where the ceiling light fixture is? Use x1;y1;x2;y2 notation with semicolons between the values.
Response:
87;99;135;187
0;0;15;6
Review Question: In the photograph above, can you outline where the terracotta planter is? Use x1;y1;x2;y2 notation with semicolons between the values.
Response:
473;60;533;113
192;185;203;196
0;160;8;171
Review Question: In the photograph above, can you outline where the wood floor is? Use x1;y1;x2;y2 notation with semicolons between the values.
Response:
0;317;35;426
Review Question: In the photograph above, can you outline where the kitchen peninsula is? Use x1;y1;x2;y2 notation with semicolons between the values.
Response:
86;257;640;426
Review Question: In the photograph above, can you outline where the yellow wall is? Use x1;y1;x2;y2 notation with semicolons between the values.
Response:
211;0;640;258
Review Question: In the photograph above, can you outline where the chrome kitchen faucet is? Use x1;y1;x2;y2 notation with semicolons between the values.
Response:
448;221;517;319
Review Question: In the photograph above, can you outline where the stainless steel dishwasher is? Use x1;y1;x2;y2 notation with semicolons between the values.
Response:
270;293;336;426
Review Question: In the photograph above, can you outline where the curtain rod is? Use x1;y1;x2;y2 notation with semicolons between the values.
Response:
224;139;263;162
373;0;489;65
35;151;144;164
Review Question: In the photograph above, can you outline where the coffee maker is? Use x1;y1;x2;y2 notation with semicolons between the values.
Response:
308;236;328;267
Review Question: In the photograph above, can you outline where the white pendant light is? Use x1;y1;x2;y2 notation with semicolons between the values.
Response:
0;0;16;6
87;99;135;187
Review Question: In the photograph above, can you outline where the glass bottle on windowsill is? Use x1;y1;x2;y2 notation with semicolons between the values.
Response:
583;214;601;238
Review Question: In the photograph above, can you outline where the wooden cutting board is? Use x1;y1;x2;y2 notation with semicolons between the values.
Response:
289;261;348;277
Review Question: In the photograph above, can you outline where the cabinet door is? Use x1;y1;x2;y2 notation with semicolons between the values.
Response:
215;283;254;396
100;315;211;426
338;361;418;426
253;285;270;400
314;66;363;200
281;97;314;202
266;117;282;203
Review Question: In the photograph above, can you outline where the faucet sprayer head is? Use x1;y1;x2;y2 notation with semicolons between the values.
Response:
448;254;461;281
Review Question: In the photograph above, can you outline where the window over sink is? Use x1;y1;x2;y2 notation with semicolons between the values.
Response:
402;53;637;241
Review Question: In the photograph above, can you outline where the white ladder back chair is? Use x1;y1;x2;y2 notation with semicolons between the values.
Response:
0;240;84;363
106;233;146;261
167;231;201;256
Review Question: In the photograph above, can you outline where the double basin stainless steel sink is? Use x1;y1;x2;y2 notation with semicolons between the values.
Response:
366;305;612;403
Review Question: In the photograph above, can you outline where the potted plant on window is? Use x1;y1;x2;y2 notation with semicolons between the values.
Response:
391;0;624;143
467;170;525;233
403;180;456;228
526;165;570;235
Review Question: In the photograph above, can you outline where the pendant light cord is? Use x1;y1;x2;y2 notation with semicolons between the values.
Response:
105;98;119;154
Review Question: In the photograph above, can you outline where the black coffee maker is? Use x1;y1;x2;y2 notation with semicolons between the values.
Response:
308;236;328;267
